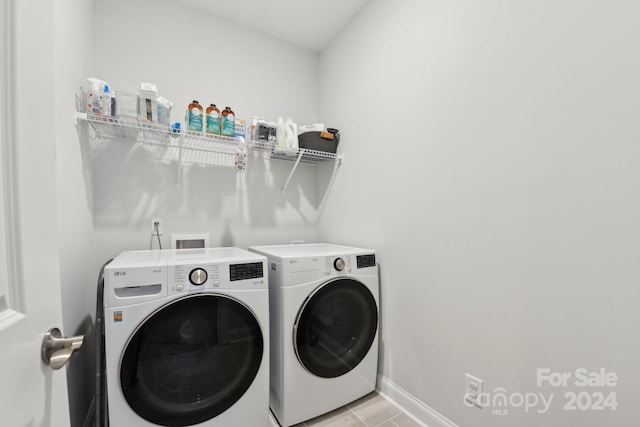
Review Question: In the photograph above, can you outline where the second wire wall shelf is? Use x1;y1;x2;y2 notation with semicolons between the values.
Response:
75;111;344;192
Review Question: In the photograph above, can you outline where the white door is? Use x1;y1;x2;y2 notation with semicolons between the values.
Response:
0;1;72;425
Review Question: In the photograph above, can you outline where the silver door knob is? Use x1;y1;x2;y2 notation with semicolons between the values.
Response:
41;327;84;370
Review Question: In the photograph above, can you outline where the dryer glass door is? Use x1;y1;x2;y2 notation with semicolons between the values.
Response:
294;278;378;378
119;294;263;426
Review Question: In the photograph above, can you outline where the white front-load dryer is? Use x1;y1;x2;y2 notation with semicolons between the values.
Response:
248;243;379;427
103;248;269;427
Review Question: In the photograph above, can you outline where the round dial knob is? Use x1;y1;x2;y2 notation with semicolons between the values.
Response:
334;258;346;271
189;268;208;286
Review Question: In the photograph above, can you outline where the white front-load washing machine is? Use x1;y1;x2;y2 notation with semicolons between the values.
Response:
248;243;379;427
103;248;269;427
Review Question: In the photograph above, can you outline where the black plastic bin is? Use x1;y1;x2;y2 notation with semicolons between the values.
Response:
298;129;340;153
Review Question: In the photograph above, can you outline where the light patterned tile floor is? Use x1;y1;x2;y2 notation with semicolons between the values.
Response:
268;392;422;427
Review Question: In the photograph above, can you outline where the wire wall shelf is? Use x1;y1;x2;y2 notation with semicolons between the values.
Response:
75;110;343;192
76;113;341;162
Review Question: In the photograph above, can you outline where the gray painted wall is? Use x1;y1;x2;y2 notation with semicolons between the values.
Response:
318;0;640;425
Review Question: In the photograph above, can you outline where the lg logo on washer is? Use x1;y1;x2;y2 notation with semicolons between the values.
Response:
113;271;127;277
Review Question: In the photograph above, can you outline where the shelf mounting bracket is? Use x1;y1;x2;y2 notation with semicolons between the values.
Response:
176;131;184;189
317;154;344;219
281;149;306;194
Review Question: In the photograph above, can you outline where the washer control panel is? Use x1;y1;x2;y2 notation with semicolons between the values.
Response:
230;262;264;281
169;261;265;295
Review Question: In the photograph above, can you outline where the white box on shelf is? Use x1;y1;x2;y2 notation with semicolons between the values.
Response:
139;82;158;123
116;91;138;121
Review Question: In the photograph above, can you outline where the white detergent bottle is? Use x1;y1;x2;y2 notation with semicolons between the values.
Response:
285;118;298;152
275;116;288;153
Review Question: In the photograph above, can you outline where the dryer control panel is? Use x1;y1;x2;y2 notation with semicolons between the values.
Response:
325;256;353;275
356;254;376;269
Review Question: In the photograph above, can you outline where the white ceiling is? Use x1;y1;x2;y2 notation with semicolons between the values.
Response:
176;0;370;52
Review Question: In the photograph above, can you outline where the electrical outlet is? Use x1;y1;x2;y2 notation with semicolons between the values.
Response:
465;373;484;408
151;218;163;235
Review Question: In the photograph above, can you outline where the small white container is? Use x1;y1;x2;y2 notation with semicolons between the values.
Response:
84;77;107;115
157;96;173;126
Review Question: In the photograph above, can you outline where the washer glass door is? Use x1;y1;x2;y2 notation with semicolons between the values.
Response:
294;278;378;378
119;294;263;426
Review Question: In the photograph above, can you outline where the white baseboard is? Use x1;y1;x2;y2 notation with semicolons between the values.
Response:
376;374;458;427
